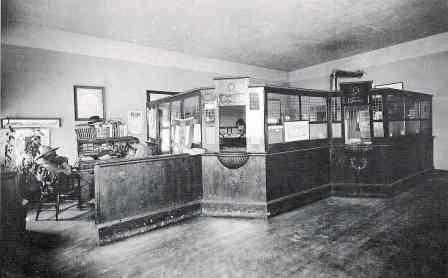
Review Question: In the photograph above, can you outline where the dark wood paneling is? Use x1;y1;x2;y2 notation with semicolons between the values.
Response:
79;169;94;203
330;136;434;185
202;155;266;203
1;171;26;270
266;147;330;202
95;155;202;224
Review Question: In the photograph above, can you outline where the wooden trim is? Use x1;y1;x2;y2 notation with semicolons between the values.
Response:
147;90;201;106
97;201;201;245
95;153;199;168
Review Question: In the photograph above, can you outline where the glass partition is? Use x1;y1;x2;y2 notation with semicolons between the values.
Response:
183;96;201;146
420;100;432;135
386;95;432;137
387;95;405;137
267;92;328;144
331;97;342;138
219;105;246;152
371;95;384;137
159;103;171;153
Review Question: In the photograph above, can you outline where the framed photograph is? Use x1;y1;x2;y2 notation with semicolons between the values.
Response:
74;85;105;121
374;82;404;90
1;117;61;128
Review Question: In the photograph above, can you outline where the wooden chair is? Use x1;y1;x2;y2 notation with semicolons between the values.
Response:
35;170;80;221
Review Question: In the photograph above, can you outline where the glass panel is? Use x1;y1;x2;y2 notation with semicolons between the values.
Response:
421;120;432;134
267;98;282;125
282;95;301;122
170;101;181;121
268;93;328;143
389;121;405;137
332;123;342;138
371;95;383;120
219;105;246;152
170;101;182;151
308;97;327;122
345;106;371;143
373;122;384;137
310;123;327;139
158;103;171;153
405;99;419;120
331;97;342;122
301;96;310;121
147;106;157;139
406;121;420;135
183;96;200;120
160;129;170;153
183;96;201;145
420;101;431;119
387;95;405;120
159;103;170;128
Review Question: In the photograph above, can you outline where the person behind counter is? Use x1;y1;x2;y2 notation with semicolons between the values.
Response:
236;118;246;138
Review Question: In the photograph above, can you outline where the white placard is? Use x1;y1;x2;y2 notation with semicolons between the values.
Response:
284;121;309;142
128;110;144;135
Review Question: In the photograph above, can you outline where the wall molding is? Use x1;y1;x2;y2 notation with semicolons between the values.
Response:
2;22;288;82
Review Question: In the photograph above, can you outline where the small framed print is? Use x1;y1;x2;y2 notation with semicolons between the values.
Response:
74;85;105;121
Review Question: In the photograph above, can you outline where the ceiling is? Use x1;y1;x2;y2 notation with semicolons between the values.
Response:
3;0;448;71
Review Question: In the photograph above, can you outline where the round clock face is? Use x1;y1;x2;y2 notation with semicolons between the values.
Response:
352;86;360;95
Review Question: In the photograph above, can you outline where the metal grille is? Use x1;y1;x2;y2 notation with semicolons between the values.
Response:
307;97;327;122
331;97;342;122
249;92;260;110
371;95;383;120
405;99;419;120
420;101;431;119
282;95;301;121
267;99;281;125
387;95;405;120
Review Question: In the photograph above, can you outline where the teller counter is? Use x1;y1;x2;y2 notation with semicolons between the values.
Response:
94;154;202;245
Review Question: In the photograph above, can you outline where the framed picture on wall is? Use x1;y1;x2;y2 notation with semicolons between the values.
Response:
74;85;105;121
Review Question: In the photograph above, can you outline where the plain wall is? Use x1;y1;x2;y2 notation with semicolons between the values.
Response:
1;45;284;163
289;51;448;170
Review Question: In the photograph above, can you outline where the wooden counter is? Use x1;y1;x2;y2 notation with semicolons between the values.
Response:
94;154;202;245
93;136;433;244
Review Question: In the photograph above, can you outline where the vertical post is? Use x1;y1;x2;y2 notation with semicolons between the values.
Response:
368;94;374;141
383;94;389;138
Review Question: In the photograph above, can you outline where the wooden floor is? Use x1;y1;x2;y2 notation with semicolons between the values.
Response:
3;171;448;277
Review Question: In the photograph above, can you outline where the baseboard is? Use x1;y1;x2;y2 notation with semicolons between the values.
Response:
201;200;268;218
97;201;201;245
331;169;433;197
266;184;331;217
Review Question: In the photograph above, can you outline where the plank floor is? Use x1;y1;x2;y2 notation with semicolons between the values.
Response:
3;171;448;277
